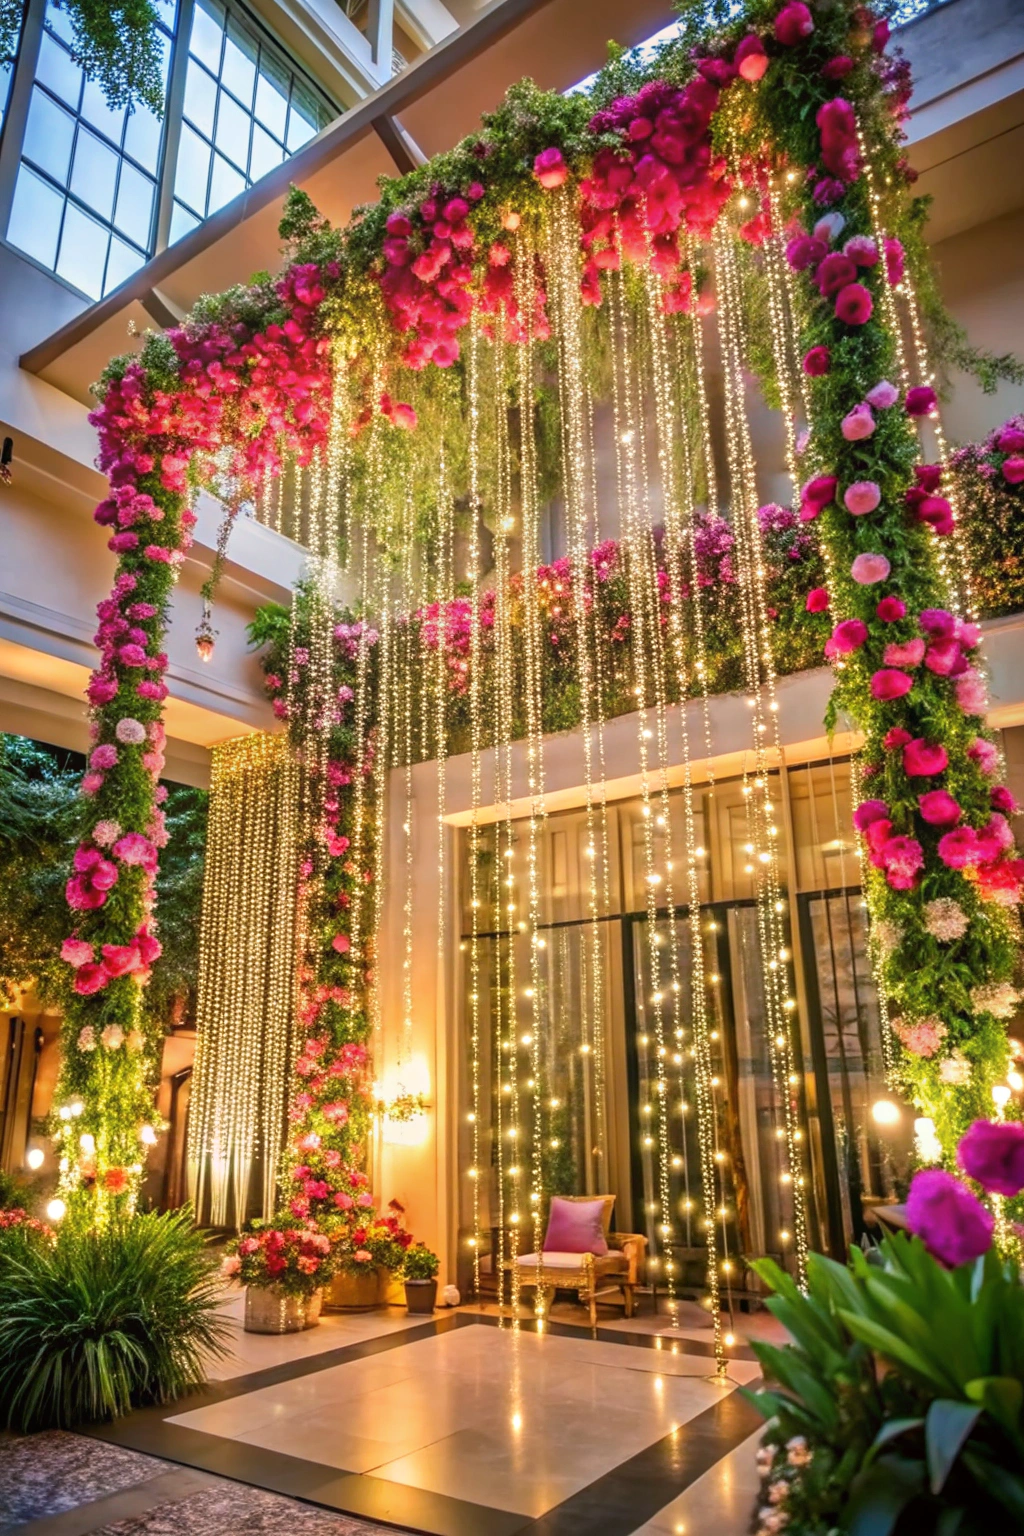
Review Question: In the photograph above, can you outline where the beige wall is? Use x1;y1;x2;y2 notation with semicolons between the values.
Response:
934;205;1024;445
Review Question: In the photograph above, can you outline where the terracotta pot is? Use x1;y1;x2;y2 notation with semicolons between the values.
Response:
404;1278;437;1314
324;1267;385;1311
244;1284;321;1333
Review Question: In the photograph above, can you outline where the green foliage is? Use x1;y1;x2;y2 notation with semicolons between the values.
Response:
0;1209;227;1432
746;1235;1024;1534
55;0;165;114
0;737;82;1004
143;784;207;1026
402;1242;439;1281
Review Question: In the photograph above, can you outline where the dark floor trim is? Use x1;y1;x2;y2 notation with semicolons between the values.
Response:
84;1313;763;1536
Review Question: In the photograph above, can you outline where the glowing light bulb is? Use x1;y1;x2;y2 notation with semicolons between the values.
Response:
871;1099;901;1127
25;1147;44;1170
46;1198;66;1222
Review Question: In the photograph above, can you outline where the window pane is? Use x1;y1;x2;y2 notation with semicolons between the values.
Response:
254;61;287;140
214;89;249;168
123;104;162;173
36;32;82;108
155;0;177;30
221;18;256;107
104;234;146;294
174;122;211;213
81;78;126;144
7;166;64;268
70;127;119;220
169;199;200;244
286;85;322;151
208;152;244;212
23;87;75;183
56;202;109;298
190;0;225;72
45;0;75;46
183;57;217;137
248;122;283;183
114;160;155;247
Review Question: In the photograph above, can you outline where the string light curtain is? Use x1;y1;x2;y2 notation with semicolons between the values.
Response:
188;731;300;1227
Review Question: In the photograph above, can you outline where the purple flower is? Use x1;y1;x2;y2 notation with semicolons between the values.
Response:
906;1168;994;1267
958;1119;1024;1198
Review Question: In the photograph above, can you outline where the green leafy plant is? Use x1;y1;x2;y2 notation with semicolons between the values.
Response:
746;1234;1024;1534
402;1242;439;1281
0;1209;227;1432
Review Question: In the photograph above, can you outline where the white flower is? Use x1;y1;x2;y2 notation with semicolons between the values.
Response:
77;1025;96;1053
970;981;1019;1020
115;717;146;745
872;918;903;956
92;819;121;848
100;1023;125;1050
939;1050;972;1086
923;897;968;943
785;1435;812;1468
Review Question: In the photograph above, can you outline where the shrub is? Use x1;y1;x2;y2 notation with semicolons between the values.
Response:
402;1242;439;1281
0;1209;227;1432
221;1220;334;1297
746;1233;1024;1534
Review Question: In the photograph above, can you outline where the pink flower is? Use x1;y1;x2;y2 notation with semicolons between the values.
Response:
335;1192;354;1210
822;55;855;79
853;799;889;831
918;789;961;826
958;1120;1024;1199
835;283;873;325
112;832;158;869
1003;456;1024;485
906;1168;993;1267
357;1191;374;1207
844;480;881;515
734;33;769;80
354;1249;373;1264
802;345;830;376
880;835;924;888
115;717;147;745
801;475;837;513
534;147;568;189
905;385;937;417
884;638;925;667
101;943;141;978
844;235;879;267
92;819;121;846
996;426;1024;453
90;744;118;771
816;252;857;297
805;587;829;613
938;827;982;869
876;596;906;622
870;668;913;701
841;405;875;442
850;552;890;585
331;933;351;954
830;618;868;654
775;2;813;46
956;669;988;715
884;237;905;285
865;379;898;408
903;738;948;776
884;726;912;751
62;938;94;967
924;639;964;677
74;963;109;995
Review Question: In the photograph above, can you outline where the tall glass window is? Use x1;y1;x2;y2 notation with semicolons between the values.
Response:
5;0;337;297
7;0;176;299
170;0;333;244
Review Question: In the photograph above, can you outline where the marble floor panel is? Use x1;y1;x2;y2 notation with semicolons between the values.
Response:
167;1320;762;1525
626;1429;764;1535
206;1291;428;1380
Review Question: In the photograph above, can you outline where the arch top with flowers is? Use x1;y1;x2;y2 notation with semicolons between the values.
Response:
56;0;1023;1211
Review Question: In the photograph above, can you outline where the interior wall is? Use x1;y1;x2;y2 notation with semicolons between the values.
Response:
935;204;1024;444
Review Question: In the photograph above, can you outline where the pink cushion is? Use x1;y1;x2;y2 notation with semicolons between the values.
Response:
542;1197;608;1256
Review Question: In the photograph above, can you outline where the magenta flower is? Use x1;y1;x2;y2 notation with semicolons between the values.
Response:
332;932;351;954
835;283;873;325
880;834;924;888
73;963;109;996
844;480;881;515
853;799;889;832
958;1119;1024;1198
844;235;879;267
884;237;905;285
851;552;890;585
865;379;898;408
871;669;913;701
876;596;906;622
805;586;829;613
906;1168;993;1267
883;638;925;667
61;938;94;967
90;744;118;771
884;726;912;751
534;147;568;189
802;345;830;376
905;385;937;418
1003;456;1024;485
830;618;868;654
903;738;948;776
937;827;982;869
918;789;961;826
996;426;1024;453
774;1;814;45
734;33;769;80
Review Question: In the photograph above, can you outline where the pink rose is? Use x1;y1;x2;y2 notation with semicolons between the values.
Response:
802;345;830;376
903;738;948;777
830;618;868;654
870;668;913;701
853;799;889;831
876;596;906;622
775;2;814;47
1003;456;1024;485
865;379;897;408
969;737;999;775
805;587;829;613
74;963;108;995
62;938;94;967
835;282;873;325
841;405;875;442
844;480;881;515
918;790;961;826
851;552;890;585
938;827;982;869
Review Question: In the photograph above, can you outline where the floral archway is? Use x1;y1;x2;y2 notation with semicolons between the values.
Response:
56;0;1023;1325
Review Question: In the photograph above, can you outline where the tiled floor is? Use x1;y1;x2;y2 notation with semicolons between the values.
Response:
2;1295;775;1535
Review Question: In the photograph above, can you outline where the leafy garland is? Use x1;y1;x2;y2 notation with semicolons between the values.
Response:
66;0;1023;1210
1;0;166;114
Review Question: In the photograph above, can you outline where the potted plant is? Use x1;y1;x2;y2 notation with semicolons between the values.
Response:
402;1243;439;1314
322;1185;412;1311
222;1221;333;1333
